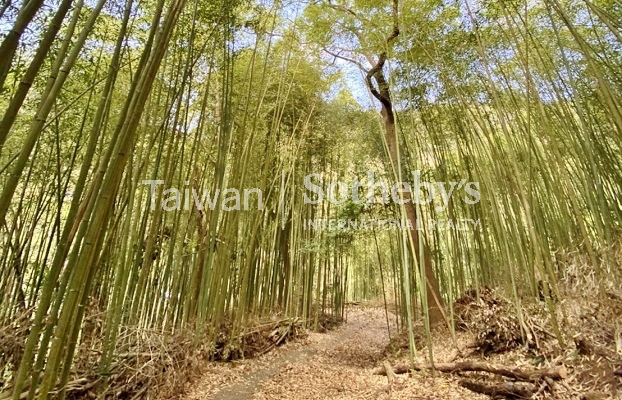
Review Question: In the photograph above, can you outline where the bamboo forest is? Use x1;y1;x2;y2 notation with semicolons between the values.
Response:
0;0;621;398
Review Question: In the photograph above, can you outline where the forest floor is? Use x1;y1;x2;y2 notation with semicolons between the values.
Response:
183;307;487;400
180;280;622;400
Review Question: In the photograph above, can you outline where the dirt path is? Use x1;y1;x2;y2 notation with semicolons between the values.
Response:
184;308;389;399
184;308;485;400
250;308;392;399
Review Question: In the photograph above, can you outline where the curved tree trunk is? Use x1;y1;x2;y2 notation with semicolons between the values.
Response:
364;5;446;326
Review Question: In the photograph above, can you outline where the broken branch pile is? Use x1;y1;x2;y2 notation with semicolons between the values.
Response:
453;287;551;355
374;361;567;398
1;315;304;400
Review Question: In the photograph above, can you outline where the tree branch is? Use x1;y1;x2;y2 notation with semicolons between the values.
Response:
325;1;357;18
323;48;368;72
389;0;399;42
373;361;568;382
364;0;400;107
365;52;387;103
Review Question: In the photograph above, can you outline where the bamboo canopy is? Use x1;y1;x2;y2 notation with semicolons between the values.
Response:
0;0;620;398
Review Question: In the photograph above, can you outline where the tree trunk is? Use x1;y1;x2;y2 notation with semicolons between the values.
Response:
373;360;568;382
362;0;446;326
381;96;445;325
0;0;44;89
459;380;536;398
366;56;446;325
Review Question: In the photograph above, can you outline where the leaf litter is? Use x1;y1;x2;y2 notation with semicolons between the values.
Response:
181;281;621;399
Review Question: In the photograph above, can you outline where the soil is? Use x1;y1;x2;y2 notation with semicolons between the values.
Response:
183;308;486;400
182;281;622;400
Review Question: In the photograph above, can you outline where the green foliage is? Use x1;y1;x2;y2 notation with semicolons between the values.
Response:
0;0;621;396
